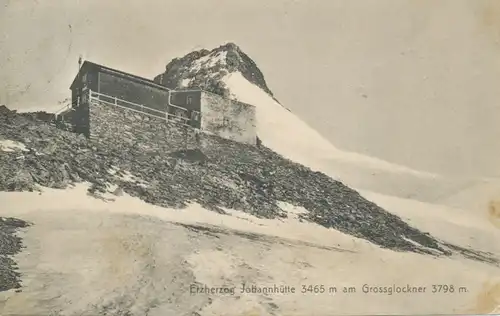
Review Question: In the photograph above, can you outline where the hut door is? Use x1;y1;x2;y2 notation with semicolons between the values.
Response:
190;110;200;128
81;86;88;104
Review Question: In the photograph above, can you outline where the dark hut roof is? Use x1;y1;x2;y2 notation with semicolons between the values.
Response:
69;60;170;92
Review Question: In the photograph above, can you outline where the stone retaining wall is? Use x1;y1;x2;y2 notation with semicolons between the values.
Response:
89;100;199;152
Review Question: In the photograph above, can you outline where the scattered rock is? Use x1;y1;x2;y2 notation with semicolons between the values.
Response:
0;217;31;292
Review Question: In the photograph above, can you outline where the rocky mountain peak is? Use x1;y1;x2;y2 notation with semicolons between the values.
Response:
154;42;277;101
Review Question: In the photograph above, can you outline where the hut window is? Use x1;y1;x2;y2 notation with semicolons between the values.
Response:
187;95;193;105
191;111;200;121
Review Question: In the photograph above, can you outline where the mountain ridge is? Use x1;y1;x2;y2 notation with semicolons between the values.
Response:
155;42;279;103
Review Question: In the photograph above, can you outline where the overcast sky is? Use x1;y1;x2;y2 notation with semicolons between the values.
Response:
1;0;499;177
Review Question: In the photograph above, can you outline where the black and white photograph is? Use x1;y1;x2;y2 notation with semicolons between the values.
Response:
0;1;499;315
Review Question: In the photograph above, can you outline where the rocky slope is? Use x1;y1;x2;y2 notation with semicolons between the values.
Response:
154;43;280;104
0;106;496;270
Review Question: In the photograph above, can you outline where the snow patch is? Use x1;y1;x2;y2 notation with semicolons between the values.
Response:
106;166;150;188
360;189;500;255
0;139;29;152
401;236;443;255
180;78;192;87
277;201;308;220
1;185;500;315
190;51;227;72
2;184;368;252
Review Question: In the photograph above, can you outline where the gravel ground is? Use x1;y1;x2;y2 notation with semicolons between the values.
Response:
0;217;30;292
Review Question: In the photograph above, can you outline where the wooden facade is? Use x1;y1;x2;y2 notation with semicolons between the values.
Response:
70;61;173;137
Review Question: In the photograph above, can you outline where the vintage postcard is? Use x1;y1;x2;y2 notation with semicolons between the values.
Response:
1;1;499;315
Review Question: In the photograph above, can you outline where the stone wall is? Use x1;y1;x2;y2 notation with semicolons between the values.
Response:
200;91;256;145
89;100;199;152
87;91;256;149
